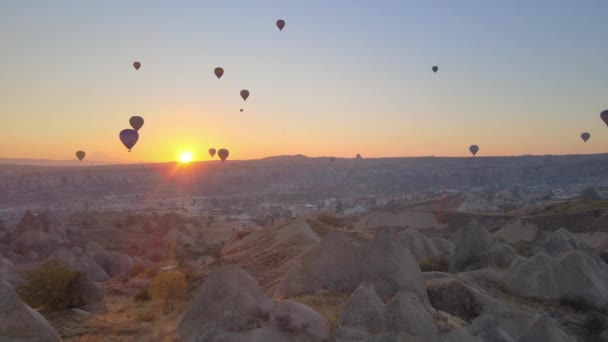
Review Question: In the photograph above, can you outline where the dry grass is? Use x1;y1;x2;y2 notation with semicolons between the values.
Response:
52;275;193;341
290;292;352;329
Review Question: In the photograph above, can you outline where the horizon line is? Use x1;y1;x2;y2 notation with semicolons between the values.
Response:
1;152;608;167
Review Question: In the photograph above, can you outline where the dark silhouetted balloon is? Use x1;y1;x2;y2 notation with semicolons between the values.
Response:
469;145;479;156
76;151;85;161
240;109;243;112
432;66;438;73
119;129;139;152
356;153;362;159
276;19;285;31
214;67;224;79
218;148;229;162
133;62;141;70
129;116;144;131
209;148;216;158
601;110;608;126
581;132;590;142
240;90;249;101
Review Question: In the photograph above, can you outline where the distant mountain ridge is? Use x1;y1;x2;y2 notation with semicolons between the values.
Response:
0;158;123;166
0;151;139;166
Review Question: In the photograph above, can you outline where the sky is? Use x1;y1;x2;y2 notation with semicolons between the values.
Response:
1;1;608;163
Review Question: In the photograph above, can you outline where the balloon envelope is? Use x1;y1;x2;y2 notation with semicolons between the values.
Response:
469;145;479;156
276;19;285;31
581;132;591;142
129;116;144;131
76;151;85;161
218;148;229;162
133;62;141;70
432;66;438;73
209;148;216;158
119;129;139;152
601;110;608;126
214;67;224;79
240;90;249;101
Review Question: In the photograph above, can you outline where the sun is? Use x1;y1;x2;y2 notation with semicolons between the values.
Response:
178;151;193;164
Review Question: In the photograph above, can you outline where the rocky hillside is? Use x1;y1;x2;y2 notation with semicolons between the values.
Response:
1;206;608;341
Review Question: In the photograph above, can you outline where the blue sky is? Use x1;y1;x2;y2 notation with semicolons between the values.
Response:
1;1;607;161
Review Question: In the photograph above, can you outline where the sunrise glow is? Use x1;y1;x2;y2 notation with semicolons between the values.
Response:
178;151;193;164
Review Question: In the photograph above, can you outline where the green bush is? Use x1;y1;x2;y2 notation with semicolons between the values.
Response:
17;262;83;311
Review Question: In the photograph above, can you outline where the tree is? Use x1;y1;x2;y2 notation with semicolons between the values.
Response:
149;270;187;313
17;262;83;311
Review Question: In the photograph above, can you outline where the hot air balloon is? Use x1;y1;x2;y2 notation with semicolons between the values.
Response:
581;132;591;142
209;148;217;158
240;90;249;101
240;109;243;112
133;62;141;70
129;116;144;131
276;19;285;31
432;66;438;73
356;153;362;160
214;67;224;79
119;129;139;152
218;148;229;162
601;110;608;126
76;151;86;161
469;145;479;156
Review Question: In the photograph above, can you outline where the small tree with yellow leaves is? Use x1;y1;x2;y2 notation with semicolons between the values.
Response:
149;270;187;313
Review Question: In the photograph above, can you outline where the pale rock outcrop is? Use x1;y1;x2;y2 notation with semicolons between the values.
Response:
334;282;439;342
274;231;428;304
0;281;61;342
177;265;330;342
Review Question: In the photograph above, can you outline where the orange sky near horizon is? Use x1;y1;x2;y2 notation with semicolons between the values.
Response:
2;1;608;163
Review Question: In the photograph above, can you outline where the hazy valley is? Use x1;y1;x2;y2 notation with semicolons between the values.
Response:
1;155;608;341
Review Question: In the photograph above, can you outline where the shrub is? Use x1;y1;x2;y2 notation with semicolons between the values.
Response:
419;258;449;272
427;281;481;323
495;236;507;243
512;241;531;256
177;260;195;281
599;252;608;265
130;264;145;277
135;309;156;322
146;267;159;278
149;271;187;313
133;288;151;302
17;262;83;311
559;296;592;312
315;213;343;227
583;312;607;336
